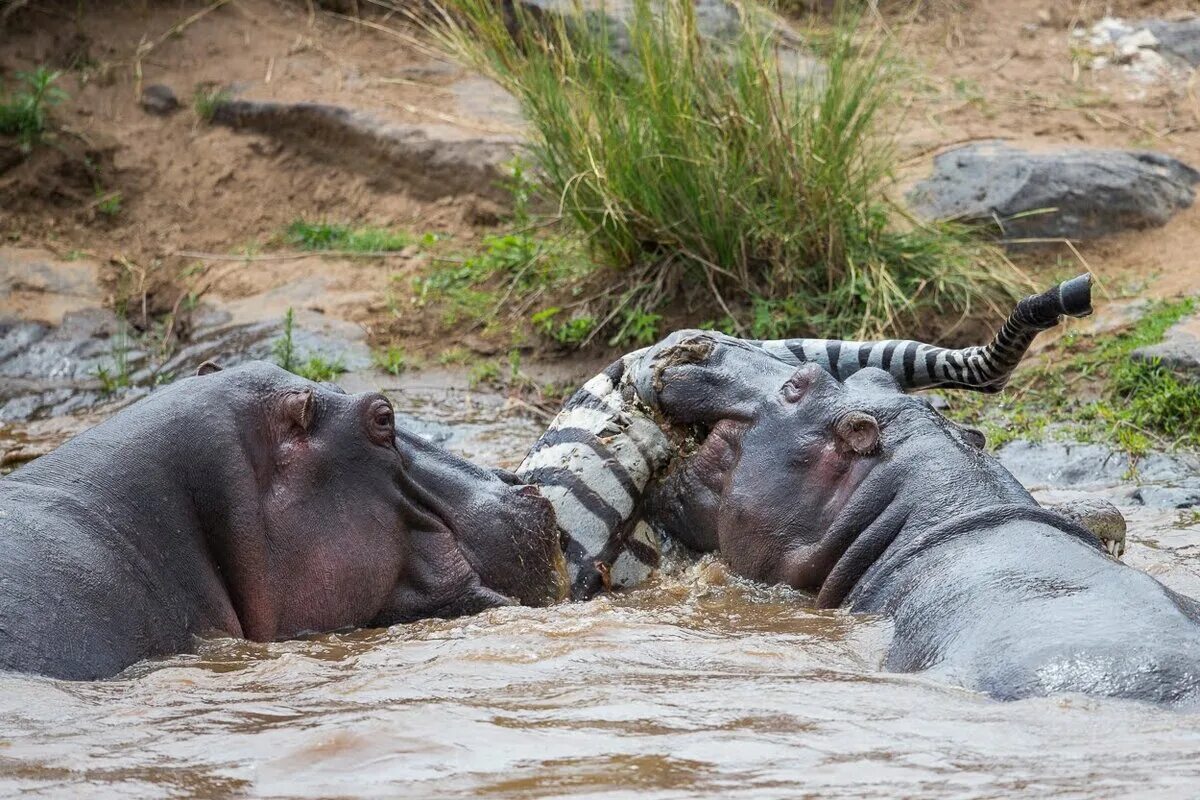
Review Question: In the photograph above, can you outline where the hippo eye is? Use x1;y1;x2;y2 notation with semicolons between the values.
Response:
367;399;396;446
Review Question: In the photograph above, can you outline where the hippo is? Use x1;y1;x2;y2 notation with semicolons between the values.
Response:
0;361;564;680
633;333;1200;704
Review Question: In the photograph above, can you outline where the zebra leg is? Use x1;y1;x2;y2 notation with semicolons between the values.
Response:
748;273;1093;392
514;357;675;600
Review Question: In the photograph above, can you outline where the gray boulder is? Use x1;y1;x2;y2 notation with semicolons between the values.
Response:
907;141;1199;241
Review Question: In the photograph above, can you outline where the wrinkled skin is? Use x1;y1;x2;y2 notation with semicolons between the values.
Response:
638;333;1200;704
0;361;564;680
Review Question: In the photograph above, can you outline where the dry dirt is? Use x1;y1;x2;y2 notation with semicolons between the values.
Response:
1;0;1198;361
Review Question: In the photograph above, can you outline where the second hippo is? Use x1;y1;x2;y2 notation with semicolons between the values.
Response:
0;361;565;680
638;333;1200;704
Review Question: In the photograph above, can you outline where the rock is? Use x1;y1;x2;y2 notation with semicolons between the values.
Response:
1142;18;1200;66
1130;482;1200;509
907;142;1200;242
139;84;180;116
996;438;1197;490
450;76;523;129
209;99;520;202
510;0;821;82
0;248;101;324
1084;298;1148;336
1078;17;1200;81
1131;311;1200;377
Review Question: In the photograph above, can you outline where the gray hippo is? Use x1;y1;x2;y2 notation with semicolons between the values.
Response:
634;333;1200;704
0;361;565;680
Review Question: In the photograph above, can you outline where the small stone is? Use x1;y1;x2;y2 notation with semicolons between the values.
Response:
139;84;180;116
1131;311;1200;378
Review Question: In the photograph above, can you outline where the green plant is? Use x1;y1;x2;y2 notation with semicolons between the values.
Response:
437;346;472;365
373;345;409;376
414;232;549;326
432;0;1021;342
469;360;501;388
284;219;417;252
500;155;537;226
0;67;68;151
271;308;349;382
273;307;298;372
530;306;597;346
93;317;132;394
95;191;122;218
293;355;346;383
193;85;230;122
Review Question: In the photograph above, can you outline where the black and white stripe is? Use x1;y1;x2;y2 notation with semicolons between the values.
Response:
515;357;674;599
520;274;1092;600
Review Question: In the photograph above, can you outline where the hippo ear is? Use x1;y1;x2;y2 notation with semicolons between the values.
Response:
282;389;315;432
196;360;223;376
835;411;879;456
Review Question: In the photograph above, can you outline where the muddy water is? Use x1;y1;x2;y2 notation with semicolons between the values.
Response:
3;387;1200;798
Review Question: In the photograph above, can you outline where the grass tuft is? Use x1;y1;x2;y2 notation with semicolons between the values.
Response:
0;67;68;152
273;308;348;383
285;219;422;253
430;0;1022;341
193;85;231;122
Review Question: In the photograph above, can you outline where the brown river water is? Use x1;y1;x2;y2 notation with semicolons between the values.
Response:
3;381;1200;799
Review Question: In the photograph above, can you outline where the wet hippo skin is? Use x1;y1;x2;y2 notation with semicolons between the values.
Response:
637;334;1200;704
0;361;564;680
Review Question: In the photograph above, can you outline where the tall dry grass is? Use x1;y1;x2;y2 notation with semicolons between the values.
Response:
429;0;1022;341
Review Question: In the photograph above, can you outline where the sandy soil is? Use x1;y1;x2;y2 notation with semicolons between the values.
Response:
1;0;1198;359
1;0;511;344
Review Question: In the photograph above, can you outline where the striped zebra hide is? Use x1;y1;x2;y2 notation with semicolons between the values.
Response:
516;274;1094;600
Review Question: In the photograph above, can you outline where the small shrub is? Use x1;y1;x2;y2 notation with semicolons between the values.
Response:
272;308;346;382
293;355;346;383
92;317;132;394
530;306;597;346
432;0;1021;341
273;308;298;372
469;360;501;388
95;191;122;218
0;67;68;151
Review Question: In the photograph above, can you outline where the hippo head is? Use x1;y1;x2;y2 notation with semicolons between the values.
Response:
191;361;565;641
643;334;1017;608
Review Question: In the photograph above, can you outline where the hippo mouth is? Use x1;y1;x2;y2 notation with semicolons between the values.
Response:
393;427;569;609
